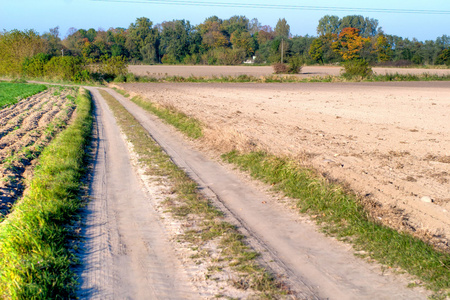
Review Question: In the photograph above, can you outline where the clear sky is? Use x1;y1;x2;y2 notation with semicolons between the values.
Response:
1;0;449;41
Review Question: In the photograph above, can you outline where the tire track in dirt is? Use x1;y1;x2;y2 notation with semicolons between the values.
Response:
106;88;429;300
77;87;199;299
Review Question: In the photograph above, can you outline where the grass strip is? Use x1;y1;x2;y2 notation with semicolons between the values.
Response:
129;95;203;139
0;89;92;299
118;72;450;84
0;82;47;108
222;151;450;297
100;89;287;298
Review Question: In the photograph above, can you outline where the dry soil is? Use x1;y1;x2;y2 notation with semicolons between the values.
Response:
121;81;450;251
129;65;450;78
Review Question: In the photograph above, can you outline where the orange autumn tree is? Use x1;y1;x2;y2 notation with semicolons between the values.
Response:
332;27;370;60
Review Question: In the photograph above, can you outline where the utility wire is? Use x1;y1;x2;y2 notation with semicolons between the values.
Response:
91;0;450;15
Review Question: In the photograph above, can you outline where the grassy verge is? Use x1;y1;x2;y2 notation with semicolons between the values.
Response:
222;151;450;297
0;89;92;299
128;94;202;139
116;72;450;84
0;81;47;108
99;89;287;298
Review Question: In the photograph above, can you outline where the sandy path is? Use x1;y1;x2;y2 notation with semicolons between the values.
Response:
77;87;199;299
129;65;450;78
121;81;450;251
107;88;429;299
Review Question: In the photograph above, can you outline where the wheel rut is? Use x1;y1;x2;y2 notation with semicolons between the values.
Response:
77;87;199;299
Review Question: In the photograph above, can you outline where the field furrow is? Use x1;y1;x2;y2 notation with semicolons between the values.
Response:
0;87;76;217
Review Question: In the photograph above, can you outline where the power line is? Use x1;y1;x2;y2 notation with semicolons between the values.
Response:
91;0;450;15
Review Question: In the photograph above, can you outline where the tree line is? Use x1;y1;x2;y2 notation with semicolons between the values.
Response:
1;14;449;80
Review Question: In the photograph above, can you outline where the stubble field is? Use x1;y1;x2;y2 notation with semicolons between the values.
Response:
121;79;450;250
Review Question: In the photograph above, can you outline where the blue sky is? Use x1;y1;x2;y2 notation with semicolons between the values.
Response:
1;0;449;41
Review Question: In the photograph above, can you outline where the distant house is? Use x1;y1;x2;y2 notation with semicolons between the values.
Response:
244;56;257;64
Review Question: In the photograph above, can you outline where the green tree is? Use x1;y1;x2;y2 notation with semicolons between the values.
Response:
159;20;192;63
126;17;160;63
275;18;290;38
0;29;48;76
374;34;393;62
222;15;249;37
317;15;340;36
42;27;62;56
340;15;379;37
309;38;324;63
230;30;255;56
436;49;450;65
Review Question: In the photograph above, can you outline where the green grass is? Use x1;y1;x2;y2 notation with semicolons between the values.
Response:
0;82;47;108
0;89;92;299
222;151;450;297
100;89;288;298
129;95;203;139
115;72;450;84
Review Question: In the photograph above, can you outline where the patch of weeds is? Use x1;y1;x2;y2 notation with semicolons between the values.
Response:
222;150;450;297
99;89;288;298
113;87;130;98
130;95;203;139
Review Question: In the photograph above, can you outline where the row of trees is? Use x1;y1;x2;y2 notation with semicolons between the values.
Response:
309;15;450;65
58;15;450;66
1;14;449;79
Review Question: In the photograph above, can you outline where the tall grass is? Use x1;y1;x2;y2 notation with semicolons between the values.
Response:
0;89;92;299
0;82;47;108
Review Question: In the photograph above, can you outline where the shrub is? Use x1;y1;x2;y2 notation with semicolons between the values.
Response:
288;55;303;74
22;53;51;78
161;54;178;64
44;56;85;81
113;74;126;83
272;63;288;74
126;72;137;82
341;59;373;79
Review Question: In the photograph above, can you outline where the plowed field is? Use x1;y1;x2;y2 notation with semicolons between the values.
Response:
121;81;450;251
0;88;76;216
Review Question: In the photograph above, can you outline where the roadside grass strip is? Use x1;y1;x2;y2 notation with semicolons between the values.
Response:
117;72;450;84
0;82;47;108
222;151;450;297
0;89;92;299
129;94;203;139
100;89;288;298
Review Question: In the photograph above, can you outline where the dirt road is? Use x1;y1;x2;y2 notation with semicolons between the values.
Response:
77;86;429;299
77;87;199;299
121;82;450;251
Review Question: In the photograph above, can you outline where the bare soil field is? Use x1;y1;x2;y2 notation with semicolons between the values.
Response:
121;81;450;251
129;65;450;78
0;88;75;216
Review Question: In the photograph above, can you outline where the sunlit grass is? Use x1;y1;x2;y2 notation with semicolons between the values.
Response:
0;82;47;108
0;89;92;299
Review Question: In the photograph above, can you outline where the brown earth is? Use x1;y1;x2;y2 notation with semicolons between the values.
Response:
129;65;450;78
0;88;76;216
120;81;450;251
